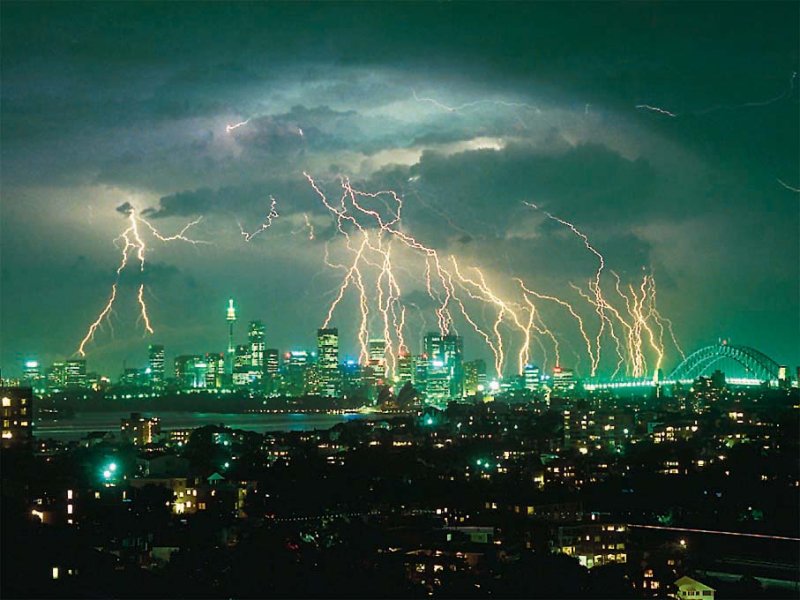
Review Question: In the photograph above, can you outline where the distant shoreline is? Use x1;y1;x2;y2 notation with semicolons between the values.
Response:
33;409;406;441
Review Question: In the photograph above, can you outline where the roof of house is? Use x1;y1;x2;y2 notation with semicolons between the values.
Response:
675;576;715;592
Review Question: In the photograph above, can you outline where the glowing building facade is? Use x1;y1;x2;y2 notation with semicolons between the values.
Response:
317;328;340;397
148;344;165;389
1;387;32;449
423;333;464;403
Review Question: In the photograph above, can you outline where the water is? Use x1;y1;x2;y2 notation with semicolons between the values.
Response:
34;411;380;441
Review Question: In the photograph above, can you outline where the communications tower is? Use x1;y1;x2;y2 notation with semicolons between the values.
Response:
226;298;237;373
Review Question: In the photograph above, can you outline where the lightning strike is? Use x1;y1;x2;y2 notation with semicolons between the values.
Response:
240;196;280;242
76;206;206;356
225;118;251;133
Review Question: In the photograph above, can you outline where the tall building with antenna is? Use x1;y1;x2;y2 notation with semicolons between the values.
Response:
226;298;237;374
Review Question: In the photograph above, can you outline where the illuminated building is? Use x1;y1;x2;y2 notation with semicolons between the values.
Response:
523;364;540;392
463;359;487;396
317;328;340;397
119;367;144;387
552;366;576;393
674;576;715;600
121;412;161;445
414;355;428;390
225;297;237;371
46;361;66;391
265;349;279;375
396;353;415;386
248;320;265;383
1;386;32;449
368;339;387;375
65;359;87;389
340;359;363;396
424;333;464;402
286;350;309;396
148;344;165;388
174;355;206;389
233;344;252;387
205;352;224;389
554;523;627;569
264;348;280;394
23;359;41;384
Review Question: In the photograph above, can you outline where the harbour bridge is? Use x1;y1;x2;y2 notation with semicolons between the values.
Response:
584;342;788;391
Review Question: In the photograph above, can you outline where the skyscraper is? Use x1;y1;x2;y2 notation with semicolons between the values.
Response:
368;339;387;374
396;353;416;386
552;366;576;394
265;349;280;375
286;350;309;396
174;355;206;389
464;359;487;396
205;352;225;389
233;344;252;387
317;328;340;397
65;359;87;389
248;321;265;371
148;344;165;388
424;333;464;402
523;364;540;392
248;320;266;386
46;361;66;392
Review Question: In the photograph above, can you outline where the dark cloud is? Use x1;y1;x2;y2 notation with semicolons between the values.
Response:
1;2;797;374
115;202;134;215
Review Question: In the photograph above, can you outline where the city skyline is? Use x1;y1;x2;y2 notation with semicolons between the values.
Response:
2;3;798;375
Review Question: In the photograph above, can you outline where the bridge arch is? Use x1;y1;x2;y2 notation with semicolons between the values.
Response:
667;343;781;382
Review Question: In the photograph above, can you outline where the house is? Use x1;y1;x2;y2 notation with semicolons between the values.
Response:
673;576;715;599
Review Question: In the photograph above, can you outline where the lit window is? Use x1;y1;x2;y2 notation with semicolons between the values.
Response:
67;504;73;514
1;397;10;407
52;567;59;580
67;490;73;500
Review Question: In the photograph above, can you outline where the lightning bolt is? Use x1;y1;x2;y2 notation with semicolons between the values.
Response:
412;90;542;115
76;206;205;356
240;196;280;241
226;118;251;133
777;178;800;193
635;104;678;117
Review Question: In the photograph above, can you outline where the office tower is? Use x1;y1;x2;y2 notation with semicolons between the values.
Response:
396;353;416;386
174;355;206;389
226;298;237;371
340;359;363;397
265;349;280;375
233;344;252;387
23;360;40;383
424;333;464;402
205;352;225;389
148;344;165;388
119;368;142;387
1;387;32;449
46;361;67;392
317;328;340;397
464;359;487;396
286;351;309;396
368;339;387;375
248;320;266;378
264;348;280;394
414;355;428;390
65;359;87;389
523;364;541;392
552;366;576;393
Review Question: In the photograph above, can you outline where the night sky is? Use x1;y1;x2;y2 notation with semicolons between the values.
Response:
1;2;798;378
